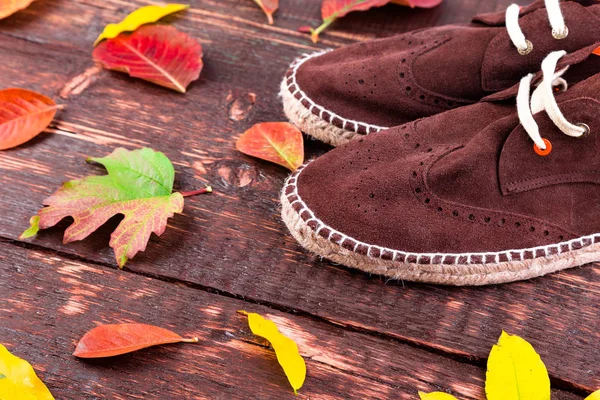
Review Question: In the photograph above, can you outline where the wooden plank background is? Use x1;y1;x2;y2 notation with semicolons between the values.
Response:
0;0;597;399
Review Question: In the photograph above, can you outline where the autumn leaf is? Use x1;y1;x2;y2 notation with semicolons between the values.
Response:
93;25;203;93
239;311;306;394
0;0;35;20
0;88;63;150
252;0;279;24
94;3;189;46
418;392;458;400
0;344;54;400
485;331;550;400
593;46;600;56
74;324;198;358
236;122;304;171
587;390;600;400
308;0;443;43
19;147;210;268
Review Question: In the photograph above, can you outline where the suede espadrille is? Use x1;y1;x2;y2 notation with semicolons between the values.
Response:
281;0;600;146
281;51;600;285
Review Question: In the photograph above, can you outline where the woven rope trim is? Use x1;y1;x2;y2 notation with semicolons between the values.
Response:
283;162;599;267
282;50;389;135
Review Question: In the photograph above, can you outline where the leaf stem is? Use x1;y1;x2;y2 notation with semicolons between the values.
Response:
181;337;199;343
180;186;213;197
310;18;335;43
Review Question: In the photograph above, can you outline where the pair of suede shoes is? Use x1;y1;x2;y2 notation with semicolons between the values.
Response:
279;0;600;285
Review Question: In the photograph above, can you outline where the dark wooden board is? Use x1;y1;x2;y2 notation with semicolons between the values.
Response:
0;0;596;398
5;240;584;400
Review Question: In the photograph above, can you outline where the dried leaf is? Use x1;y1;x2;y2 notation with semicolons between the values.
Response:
0;344;54;400
93;25;203;93
308;0;442;42
485;331;550;400
236;122;304;171
0;88;62;150
252;0;278;24
74;324;198;358
0;0;34;20
20;148;186;268
239;311;306;394
94;3;189;46
587;391;600;400
418;392;458;400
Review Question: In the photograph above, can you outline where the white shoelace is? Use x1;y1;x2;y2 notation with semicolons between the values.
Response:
516;51;590;154
506;0;568;55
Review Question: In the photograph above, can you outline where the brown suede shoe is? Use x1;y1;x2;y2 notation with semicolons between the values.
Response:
281;53;600;285
281;0;600;146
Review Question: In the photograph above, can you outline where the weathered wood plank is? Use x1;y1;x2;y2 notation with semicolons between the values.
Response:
1;0;596;396
4;241;583;399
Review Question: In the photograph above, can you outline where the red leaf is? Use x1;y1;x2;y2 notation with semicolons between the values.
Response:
252;0;279;25
593;46;600;56
0;88;62;150
310;0;443;42
236;122;304;171
297;26;314;34
92;25;203;93
73;323;198;358
0;0;35;20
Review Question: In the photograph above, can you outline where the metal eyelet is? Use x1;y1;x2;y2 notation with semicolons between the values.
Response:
518;40;533;56
576;123;591;137
552;26;569;40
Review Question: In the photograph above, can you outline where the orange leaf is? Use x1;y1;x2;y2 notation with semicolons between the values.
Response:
236;122;304;171
0;88;62;150
0;0;35;20
593;46;600;56
73;323;198;358
252;0;278;25
93;25;203;93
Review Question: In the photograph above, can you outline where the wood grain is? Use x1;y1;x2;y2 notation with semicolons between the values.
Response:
0;0;595;398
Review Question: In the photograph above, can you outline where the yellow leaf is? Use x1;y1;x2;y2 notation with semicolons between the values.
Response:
0;344;54;400
418;391;459;399
240;311;306;394
586;390;600;400
93;4;189;46
485;331;550;400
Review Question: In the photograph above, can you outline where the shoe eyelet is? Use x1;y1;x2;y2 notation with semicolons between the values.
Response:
518;40;533;56
534;138;552;156
552;26;569;40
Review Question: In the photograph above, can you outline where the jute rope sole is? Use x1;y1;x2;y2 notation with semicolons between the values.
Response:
280;78;361;147
281;184;600;286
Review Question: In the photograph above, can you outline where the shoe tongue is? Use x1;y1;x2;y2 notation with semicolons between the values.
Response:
471;0;545;26
480;1;600;93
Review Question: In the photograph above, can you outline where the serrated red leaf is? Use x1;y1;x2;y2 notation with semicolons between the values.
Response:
92;25;203;93
390;0;443;8
0;88;62;150
236;122;304;171
73;324;198;358
252;0;279;24
0;0;35;20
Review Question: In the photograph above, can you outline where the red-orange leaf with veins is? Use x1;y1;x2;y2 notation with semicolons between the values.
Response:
0;0;35;20
73;324;198;358
93;25;203;93
236;122;304;171
593;47;600;56
20;148;185;268
252;0;279;24
0;88;62;150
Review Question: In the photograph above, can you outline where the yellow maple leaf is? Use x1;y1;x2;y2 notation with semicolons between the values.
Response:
418;391;458;399
485;331;550;400
93;4;189;46
0;344;54;400
239;311;306;394
586;390;600;400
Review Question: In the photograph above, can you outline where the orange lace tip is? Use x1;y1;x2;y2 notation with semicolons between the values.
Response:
534;138;552;156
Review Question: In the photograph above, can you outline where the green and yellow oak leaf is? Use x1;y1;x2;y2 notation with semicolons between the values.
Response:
0;344;54;400
20;148;184;268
